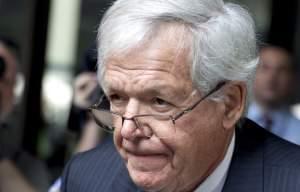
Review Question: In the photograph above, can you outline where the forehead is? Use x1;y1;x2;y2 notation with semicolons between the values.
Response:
103;25;193;94
260;48;291;68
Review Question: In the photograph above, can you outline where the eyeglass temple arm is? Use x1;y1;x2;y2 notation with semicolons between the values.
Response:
89;94;107;109
171;81;227;122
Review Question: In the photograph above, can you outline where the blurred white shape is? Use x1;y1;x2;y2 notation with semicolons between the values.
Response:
14;72;25;104
42;71;73;127
46;0;81;67
292;104;300;120
43;71;72;109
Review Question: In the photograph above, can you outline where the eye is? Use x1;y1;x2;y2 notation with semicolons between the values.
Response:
153;97;172;107
109;94;121;101
109;94;127;105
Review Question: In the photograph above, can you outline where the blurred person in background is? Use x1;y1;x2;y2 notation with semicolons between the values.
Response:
67;44;109;153
49;72;104;192
71;72;103;153
49;45;109;192
247;45;300;145
0;38;17;122
0;37;50;192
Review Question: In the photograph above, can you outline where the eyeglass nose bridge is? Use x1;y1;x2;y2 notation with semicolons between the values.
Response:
121;116;140;130
121;115;154;138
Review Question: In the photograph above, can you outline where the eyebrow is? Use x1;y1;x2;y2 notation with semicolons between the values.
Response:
107;82;171;93
105;81;183;100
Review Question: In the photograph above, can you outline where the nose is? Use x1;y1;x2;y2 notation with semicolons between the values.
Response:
120;117;140;140
120;99;144;140
120;116;153;140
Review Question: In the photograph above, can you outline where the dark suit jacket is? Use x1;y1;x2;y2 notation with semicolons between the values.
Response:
61;118;300;192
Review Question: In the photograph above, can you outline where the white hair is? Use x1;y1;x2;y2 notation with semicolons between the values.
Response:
97;0;258;101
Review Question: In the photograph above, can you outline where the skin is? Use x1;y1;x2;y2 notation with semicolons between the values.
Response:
0;43;17;121
254;46;294;110
103;25;246;192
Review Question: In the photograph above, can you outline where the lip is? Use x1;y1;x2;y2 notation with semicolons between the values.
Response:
121;145;169;160
127;152;167;159
121;139;169;156
124;148;166;157
118;139;171;172
126;152;169;172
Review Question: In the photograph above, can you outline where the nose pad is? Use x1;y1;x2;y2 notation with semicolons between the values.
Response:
134;118;152;138
120;117;152;139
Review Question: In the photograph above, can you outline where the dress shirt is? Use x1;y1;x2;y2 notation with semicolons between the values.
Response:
247;102;300;145
195;132;235;192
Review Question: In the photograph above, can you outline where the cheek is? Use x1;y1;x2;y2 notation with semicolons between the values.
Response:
254;75;264;88
169;102;225;178
175;101;222;140
113;128;124;156
278;77;292;90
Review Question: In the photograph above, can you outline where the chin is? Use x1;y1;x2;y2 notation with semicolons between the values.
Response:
127;162;175;192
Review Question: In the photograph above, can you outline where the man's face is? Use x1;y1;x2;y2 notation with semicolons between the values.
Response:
103;27;232;192
0;44;17;120
254;47;294;108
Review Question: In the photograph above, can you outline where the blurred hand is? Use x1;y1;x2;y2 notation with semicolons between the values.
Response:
73;72;98;109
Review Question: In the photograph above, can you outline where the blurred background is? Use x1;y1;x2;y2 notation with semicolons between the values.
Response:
0;0;300;190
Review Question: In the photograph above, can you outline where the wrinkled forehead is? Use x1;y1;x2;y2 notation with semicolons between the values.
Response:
101;24;193;90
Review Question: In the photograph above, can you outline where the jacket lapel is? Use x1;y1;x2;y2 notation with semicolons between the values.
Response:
222;119;265;192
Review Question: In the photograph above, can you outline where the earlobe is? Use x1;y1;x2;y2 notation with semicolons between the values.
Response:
222;82;246;130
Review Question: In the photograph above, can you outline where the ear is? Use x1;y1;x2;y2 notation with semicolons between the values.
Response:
221;82;246;130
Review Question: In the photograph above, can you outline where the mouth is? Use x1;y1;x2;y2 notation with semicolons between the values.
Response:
118;139;171;172
126;152;169;172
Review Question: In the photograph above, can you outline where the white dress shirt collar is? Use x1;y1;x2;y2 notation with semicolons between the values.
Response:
194;132;235;192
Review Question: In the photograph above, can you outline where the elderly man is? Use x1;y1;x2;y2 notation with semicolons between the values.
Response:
61;0;300;191
247;46;300;145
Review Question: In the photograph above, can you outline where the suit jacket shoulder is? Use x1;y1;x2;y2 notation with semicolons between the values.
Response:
223;118;300;192
61;136;138;192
